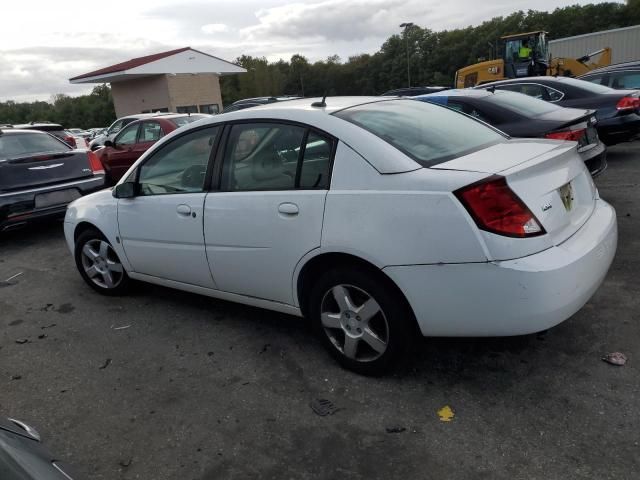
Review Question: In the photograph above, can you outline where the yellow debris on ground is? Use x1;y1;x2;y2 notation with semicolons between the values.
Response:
437;405;455;422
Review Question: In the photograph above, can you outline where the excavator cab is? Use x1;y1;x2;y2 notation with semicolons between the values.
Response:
502;31;550;78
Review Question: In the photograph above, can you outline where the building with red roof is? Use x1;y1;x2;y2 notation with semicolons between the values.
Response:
69;47;246;117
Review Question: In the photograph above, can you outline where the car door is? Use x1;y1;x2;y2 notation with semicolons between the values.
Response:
204;122;334;305
104;123;141;182
117;126;221;288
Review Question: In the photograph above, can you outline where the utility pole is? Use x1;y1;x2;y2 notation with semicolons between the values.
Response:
400;22;414;87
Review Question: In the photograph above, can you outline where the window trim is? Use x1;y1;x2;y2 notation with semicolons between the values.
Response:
128;124;224;196
211;118;337;193
490;82;566;103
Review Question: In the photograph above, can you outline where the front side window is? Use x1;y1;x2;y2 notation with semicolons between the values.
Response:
221;123;305;191
139;121;162;143
115;124;139;146
108;119;124;135
138;127;219;195
334;99;504;167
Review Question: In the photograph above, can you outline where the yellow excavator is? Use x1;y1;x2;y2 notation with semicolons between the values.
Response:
455;31;611;88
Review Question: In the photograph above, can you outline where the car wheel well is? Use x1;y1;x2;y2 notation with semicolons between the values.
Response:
297;253;418;328
73;222;102;243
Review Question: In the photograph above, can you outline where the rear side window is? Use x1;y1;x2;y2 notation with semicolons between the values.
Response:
0;132;70;160
333;99;504;167
556;77;613;94
611;71;640;89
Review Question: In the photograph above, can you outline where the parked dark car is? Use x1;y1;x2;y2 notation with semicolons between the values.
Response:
381;86;448;96
223;96;301;113
579;62;640;90
415;89;607;176
9;122;80;148
0;417;78;479
0;128;106;231
96;113;209;184
475;76;640;145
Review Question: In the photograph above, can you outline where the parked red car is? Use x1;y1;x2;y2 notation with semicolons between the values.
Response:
97;114;210;184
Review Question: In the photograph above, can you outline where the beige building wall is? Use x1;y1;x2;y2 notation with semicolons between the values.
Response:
110;73;223;117
111;76;171;117
166;73;223;114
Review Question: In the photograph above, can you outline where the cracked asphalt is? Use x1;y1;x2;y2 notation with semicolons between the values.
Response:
1;143;639;479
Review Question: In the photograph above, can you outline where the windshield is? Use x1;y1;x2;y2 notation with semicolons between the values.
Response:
483;90;559;116
169;115;209;127
556;77;614;94
0;132;70;160
333;99;505;167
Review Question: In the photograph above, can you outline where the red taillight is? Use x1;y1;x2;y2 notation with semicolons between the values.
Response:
545;129;585;142
64;135;77;148
454;176;545;238
87;151;105;175
616;95;640;111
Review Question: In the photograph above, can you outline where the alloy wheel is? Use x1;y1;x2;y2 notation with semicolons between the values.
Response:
80;239;124;289
320;284;389;362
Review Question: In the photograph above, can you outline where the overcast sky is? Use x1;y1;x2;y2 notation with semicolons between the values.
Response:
0;0;619;102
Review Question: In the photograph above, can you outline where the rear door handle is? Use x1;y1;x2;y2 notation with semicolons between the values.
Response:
278;202;299;215
176;204;192;216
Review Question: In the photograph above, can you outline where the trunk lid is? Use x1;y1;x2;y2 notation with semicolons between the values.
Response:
0;151;94;193
435;138;597;252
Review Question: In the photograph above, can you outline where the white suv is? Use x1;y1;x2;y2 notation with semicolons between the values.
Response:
64;97;617;374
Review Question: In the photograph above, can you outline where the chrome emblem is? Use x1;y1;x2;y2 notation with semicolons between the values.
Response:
541;203;552;212
28;163;64;170
559;183;574;211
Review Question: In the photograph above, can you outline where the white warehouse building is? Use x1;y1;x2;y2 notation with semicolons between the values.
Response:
550;25;640;64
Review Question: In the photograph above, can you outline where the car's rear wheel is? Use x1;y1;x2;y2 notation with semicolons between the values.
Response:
309;267;416;375
75;229;130;295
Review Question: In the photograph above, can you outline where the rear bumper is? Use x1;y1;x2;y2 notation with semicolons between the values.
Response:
384;198;617;336
580;143;607;177
597;114;640;145
0;175;105;231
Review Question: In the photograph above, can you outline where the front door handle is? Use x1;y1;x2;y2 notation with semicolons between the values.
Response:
176;204;192;216
278;202;299;215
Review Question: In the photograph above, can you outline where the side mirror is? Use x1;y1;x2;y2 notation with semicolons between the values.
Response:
112;182;136;199
104;140;114;148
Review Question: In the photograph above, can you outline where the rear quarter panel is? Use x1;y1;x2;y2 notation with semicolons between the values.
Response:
321;142;489;266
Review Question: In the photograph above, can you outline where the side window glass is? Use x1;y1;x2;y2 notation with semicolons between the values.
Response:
139;121;162;142
115;125;139;145
613;72;640;89
544;87;563;102
109;120;123;135
520;84;545;99
299;132;332;189
446;101;465;112
494;84;523;94
138;127;219;195
222;123;304;191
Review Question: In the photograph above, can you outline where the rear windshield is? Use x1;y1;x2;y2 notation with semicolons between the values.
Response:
169;115;209;127
0;132;70;160
556;77;613;94
333;99;505;167
483;90;559;116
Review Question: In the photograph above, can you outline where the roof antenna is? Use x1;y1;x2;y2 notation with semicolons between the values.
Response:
311;92;327;108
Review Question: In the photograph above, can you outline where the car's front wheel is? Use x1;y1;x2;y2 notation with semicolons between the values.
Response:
74;229;130;295
309;267;416;375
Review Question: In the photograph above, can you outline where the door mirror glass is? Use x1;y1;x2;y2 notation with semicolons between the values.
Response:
113;182;136;198
103;140;114;148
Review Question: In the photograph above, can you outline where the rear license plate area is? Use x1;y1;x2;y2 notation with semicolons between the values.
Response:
558;182;574;212
35;189;81;208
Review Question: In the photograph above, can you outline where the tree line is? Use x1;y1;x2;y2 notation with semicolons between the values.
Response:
2;0;639;127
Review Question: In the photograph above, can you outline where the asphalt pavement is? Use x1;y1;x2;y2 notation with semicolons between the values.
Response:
1;143;639;480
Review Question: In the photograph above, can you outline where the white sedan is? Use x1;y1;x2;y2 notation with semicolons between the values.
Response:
64;97;617;375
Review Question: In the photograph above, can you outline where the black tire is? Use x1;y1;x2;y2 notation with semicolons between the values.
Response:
308;266;417;375
74;228;131;296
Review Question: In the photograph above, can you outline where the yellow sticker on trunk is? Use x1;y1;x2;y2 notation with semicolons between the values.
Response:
437;405;455;422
